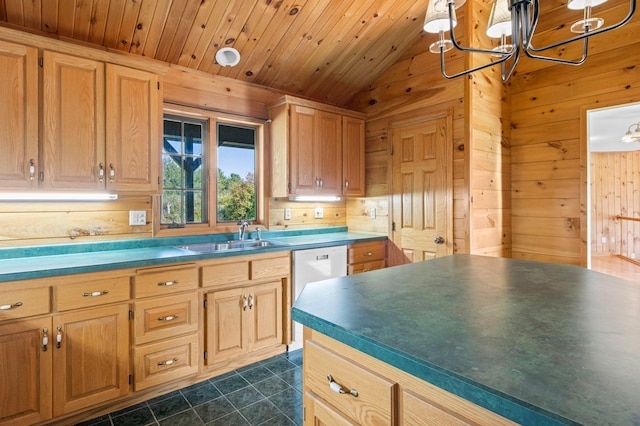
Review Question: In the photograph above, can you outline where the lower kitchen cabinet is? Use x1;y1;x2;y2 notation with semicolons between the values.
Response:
0;317;53;426
205;280;283;367
348;240;386;275
304;390;358;426
52;303;130;416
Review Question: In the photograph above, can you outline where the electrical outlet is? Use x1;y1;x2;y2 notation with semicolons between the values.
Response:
370;208;376;219
129;210;146;226
602;237;607;243
314;207;324;219
284;208;291;220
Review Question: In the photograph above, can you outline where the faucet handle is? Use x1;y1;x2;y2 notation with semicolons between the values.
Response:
255;226;262;240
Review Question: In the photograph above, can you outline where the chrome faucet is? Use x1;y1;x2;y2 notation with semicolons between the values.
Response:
255;226;262;241
237;220;251;240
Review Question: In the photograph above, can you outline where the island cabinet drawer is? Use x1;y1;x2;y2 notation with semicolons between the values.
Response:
55;275;130;311
0;283;50;320
133;264;198;298
305;339;397;425
133;334;199;391
133;292;199;345
348;241;386;264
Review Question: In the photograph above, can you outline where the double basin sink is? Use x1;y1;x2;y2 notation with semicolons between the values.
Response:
177;239;288;254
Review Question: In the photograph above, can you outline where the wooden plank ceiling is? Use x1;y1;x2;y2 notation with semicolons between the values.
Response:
0;0;428;107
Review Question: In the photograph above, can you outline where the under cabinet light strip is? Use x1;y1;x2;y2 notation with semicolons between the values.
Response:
288;196;341;202
0;193;118;201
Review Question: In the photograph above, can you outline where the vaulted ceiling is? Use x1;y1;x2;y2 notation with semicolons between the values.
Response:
0;0;428;107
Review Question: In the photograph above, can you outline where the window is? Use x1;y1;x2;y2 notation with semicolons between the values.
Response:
162;115;206;226
160;110;260;232
217;123;256;222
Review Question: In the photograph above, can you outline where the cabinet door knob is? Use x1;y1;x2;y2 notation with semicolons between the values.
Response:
99;163;105;183
109;164;115;183
29;159;36;181
327;374;358;397
56;326;63;349
434;236;445;244
42;328;49;352
243;295;249;311
248;294;254;309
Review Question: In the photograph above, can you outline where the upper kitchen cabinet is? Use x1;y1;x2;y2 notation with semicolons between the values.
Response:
269;96;365;198
106;64;161;193
42;52;161;193
41;51;105;190
0;40;39;189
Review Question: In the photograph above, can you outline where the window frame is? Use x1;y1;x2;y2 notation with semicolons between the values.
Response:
155;104;266;237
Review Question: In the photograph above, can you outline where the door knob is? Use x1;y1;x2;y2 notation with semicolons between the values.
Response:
434;236;445;244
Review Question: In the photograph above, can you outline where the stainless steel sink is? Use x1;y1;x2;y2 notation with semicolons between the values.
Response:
177;240;286;253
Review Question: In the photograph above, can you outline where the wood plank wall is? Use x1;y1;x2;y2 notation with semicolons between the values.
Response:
467;0;512;257
510;2;640;265
591;151;640;258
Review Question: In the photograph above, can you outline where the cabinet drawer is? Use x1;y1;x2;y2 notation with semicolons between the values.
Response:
0;285;50;320
56;276;130;311
348;241;386;264
134;292;199;345
133;264;198;298
305;339;396;425
134;334;199;391
251;254;290;281
348;259;386;275
201;260;249;288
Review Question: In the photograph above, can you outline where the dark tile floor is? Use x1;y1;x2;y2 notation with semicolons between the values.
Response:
77;350;303;426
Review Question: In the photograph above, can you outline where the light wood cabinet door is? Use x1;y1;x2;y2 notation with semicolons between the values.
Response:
0;40;38;190
315;110;342;195
41;50;105;190
206;287;247;365
106;64;161;193
289;105;317;195
0;317;52;425
248;280;282;352
342;116;365;196
52;304;129;416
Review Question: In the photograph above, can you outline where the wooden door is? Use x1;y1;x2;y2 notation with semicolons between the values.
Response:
205;287;247;365
342;116;365;196
390;117;452;266
315;110;342;195
248;280;282;352
52;304;129;416
0;317;52;425
41;51;105;190
0;40;38;190
289;105;317;195
106;64;160;193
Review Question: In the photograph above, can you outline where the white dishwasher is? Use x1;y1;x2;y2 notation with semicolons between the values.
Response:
290;245;347;351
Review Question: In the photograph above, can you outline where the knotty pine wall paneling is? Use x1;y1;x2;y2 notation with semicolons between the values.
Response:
591;151;640;258
466;0;512;258
510;3;640;266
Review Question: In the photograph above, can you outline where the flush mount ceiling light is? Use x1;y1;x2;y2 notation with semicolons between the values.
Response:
621;122;640;143
215;47;241;67
423;0;636;81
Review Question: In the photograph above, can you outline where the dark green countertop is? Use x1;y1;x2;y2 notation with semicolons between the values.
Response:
291;254;640;426
0;227;386;282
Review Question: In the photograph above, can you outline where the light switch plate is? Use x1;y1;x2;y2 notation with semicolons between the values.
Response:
284;208;291;220
370;208;376;219
129;210;146;226
314;207;324;219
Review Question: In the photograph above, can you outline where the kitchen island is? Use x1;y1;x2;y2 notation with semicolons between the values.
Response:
291;255;640;425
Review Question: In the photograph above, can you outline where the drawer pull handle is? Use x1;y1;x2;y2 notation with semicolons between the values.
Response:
157;280;179;287
158;315;179;321
327;374;359;398
248;294;254;309
0;301;23;310
157;357;179;366
243;295;249;311
82;290;109;297
364;252;373;256
42;328;49;352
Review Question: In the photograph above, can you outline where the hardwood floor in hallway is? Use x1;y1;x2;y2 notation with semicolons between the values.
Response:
591;255;640;283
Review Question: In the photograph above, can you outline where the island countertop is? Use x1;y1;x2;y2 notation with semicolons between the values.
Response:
291;254;640;425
